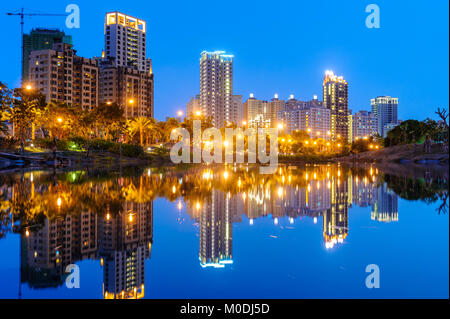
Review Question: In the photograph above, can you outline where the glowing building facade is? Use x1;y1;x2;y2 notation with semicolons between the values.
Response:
323;71;349;142
371;96;398;137
99;12;154;118
105;12;147;72
199;51;235;128
352;110;377;141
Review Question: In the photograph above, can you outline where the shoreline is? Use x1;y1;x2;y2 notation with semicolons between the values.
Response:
1;143;448;174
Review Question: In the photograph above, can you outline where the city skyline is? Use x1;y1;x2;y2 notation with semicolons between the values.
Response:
0;0;448;123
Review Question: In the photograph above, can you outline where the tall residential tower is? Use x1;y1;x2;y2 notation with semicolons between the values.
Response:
199;51;235;128
105;12;148;72
99;12;154;118
323;71;349;142
371;96;398;137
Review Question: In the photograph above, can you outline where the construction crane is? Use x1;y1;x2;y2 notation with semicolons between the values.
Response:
6;7;68;84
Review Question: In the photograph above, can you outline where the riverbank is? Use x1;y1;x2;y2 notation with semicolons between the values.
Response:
0;149;173;170
2;143;448;171
336;143;449;166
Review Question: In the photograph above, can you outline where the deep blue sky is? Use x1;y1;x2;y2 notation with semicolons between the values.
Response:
1;0;448;121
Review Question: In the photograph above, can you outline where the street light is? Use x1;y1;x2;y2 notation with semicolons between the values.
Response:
277;123;284;130
57;117;63;123
25;84;32;91
128;99;135;105
195;110;201;117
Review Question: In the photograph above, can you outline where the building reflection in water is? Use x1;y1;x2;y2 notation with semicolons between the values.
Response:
100;201;153;299
185;165;399;270
16;176;154;299
0;164;404;296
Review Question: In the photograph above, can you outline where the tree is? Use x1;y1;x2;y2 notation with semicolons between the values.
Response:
146;118;162;145
41;101;79;139
94;102;125;140
9;87;46;152
0;82;13;136
127;117;153;147
159;117;180;143
435;107;449;149
180;114;214;138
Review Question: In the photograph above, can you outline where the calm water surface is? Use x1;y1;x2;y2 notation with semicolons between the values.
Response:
0;164;448;299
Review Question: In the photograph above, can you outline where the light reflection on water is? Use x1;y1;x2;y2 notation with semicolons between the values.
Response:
0;164;448;299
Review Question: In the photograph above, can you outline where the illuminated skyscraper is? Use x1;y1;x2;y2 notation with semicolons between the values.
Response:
99;12;154;118
104;12;147;72
323;71;349;142
371;96;398;137
199;51;235;128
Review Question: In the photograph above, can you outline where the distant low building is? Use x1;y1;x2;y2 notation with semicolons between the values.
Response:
383;123;399;138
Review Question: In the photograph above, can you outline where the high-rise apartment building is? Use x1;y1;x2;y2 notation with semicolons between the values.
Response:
99;12;154;118
199;51;235;128
244;94;269;128
352;110;377;141
22;28;73;82
268;94;285;127
277;96;330;137
98;59;154;118
371;96;398;137
297;100;331;139
105;12;147;72
244;93;285;129
28;42;98;110
323;71;349;142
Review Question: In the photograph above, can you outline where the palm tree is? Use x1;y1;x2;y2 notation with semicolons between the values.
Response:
127;117;153;147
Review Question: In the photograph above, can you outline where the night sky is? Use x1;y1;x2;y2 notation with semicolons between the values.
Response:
1;0;448;121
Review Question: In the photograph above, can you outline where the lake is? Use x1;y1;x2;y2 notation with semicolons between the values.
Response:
0;164;448;299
